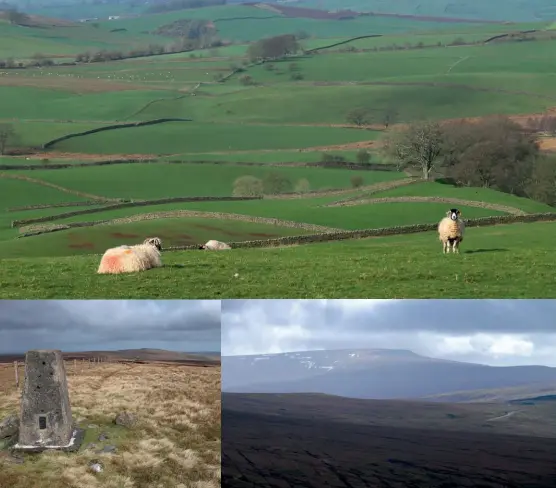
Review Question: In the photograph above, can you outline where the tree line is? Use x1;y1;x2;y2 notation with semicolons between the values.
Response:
231;171;368;197
382;116;556;206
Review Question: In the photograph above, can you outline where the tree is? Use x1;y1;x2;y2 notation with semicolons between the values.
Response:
350;175;364;188
382;107;398;128
356;149;371;164
526;155;556;206
263;172;293;195
320;153;346;164
294;178;311;193
0;123;15;155
442;116;539;194
382;121;443;179
346;108;371;127
232;175;264;197
247;34;300;61
6;9;29;25
238;74;254;86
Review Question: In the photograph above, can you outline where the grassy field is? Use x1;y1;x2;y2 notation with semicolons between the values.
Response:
0;19;166;61
0;217;319;258
295;0;556;22
0;361;220;488
99;5;480;41
49;124;380;154
0;220;554;298
12;163;397;198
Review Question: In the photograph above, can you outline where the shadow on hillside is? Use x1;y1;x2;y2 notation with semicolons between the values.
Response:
465;248;509;254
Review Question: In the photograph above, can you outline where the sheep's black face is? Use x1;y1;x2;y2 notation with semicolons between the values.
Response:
198;245;205;250
145;237;162;251
449;209;460;221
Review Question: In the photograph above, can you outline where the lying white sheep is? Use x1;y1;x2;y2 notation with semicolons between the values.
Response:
438;209;465;254
199;239;231;250
97;237;163;274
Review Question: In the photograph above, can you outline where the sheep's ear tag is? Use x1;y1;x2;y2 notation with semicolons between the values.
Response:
124;249;133;254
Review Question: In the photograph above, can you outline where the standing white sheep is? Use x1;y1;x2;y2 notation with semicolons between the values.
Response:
97;237;163;274
199;239;231;250
438;209;465;254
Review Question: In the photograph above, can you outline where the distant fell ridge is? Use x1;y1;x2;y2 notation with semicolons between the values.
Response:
0;349;220;365
222;349;556;401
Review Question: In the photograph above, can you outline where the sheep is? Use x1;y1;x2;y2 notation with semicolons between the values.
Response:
199;239;231;250
97;237;163;274
438;209;465;254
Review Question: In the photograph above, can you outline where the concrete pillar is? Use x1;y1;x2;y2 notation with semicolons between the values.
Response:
17;350;74;449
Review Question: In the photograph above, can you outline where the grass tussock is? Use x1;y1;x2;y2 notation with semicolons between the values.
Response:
0;362;221;488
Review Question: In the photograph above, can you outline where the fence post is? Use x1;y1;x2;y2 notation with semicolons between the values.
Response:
14;360;19;387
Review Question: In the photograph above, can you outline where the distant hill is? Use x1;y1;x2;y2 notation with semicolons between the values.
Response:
0;348;221;365
222;349;556;400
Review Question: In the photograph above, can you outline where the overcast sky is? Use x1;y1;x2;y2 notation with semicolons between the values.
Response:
0;300;221;354
222;300;556;366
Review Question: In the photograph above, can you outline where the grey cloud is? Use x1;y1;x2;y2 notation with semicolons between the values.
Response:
221;300;556;366
0;300;221;354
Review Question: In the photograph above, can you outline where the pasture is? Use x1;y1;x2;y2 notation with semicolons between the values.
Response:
1;220;554;299
0;360;221;488
0;19;166;61
293;0;556;22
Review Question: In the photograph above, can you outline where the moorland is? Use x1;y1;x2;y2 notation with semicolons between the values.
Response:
0;349;221;488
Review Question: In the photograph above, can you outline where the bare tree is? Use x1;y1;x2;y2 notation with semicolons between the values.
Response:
6;9;29;25
526;155;556;206
0;123;15;155
382;107;399;128
232;175;264;197
356;149;371;164
294;178;311;193
382;121;443;179
442;116;539;194
263;172;293;195
346;108;371;127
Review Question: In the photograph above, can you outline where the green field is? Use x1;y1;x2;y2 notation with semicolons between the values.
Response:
48;123;379;154
295;0;556;22
1;5;555;298
9;163;398;198
1;221;554;298
0;18;166;60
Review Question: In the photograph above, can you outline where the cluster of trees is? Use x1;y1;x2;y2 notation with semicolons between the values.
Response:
146;0;224;14
247;34;300;62
73;35;223;63
232;165;372;197
3;8;30;25
346;107;398;128
154;19;220;49
233;173;306;197
321;150;371;165
526;115;556;136
382;116;556;205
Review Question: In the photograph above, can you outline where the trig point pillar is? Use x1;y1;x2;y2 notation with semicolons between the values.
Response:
16;350;75;450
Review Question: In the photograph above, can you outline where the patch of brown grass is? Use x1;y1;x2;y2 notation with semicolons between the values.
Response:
0;362;221;488
18;152;161;161
0;76;157;93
